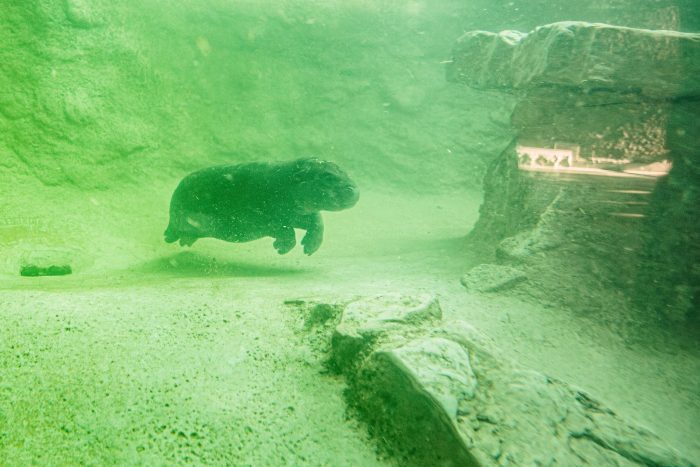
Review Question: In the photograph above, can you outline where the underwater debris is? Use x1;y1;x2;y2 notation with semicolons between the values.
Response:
304;303;343;330
283;299;307;306
20;264;72;277
19;249;74;277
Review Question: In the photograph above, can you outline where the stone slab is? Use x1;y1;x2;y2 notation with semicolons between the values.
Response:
449;22;700;98
335;295;695;466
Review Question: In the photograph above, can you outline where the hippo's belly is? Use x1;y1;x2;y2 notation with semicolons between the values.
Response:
170;204;291;244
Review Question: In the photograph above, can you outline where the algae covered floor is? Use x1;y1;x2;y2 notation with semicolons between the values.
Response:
0;290;383;465
0;190;475;465
1;190;699;464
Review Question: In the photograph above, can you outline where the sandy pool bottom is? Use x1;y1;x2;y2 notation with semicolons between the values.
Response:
1;191;698;464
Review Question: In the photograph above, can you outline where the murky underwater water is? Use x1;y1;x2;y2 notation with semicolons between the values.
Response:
1;1;699;465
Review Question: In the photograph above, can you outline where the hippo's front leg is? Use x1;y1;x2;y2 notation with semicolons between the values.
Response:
299;213;324;255
273;226;296;255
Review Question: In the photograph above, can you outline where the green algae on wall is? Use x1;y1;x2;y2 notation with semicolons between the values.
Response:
0;1;166;188
0;0;512;194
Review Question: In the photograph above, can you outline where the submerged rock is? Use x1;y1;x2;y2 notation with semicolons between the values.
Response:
332;294;694;466
496;228;563;262
19;249;73;277
460;264;527;292
331;293;441;371
378;337;478;417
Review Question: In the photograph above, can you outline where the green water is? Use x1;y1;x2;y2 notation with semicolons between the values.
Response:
1;1;698;465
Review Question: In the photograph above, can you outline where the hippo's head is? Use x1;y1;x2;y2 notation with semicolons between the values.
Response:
291;158;360;213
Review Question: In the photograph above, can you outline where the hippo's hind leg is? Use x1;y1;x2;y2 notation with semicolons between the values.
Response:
165;211;211;247
273;226;296;255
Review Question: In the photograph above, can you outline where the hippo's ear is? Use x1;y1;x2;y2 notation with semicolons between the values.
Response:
292;157;321;180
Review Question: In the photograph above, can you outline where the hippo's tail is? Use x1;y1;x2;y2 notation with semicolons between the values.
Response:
164;223;179;243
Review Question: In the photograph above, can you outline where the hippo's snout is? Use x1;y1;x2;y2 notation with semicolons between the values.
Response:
326;184;359;211
344;185;360;207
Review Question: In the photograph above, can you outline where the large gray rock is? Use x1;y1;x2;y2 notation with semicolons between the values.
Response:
353;336;480;467
449;22;700;98
336;295;695;466
331;293;442;371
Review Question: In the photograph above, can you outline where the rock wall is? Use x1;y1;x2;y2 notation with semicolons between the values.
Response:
0;0;511;192
637;98;700;327
448;21;700;327
0;1;170;188
0;0;516;275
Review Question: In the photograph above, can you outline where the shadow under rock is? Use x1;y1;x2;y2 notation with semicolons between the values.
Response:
135;251;308;278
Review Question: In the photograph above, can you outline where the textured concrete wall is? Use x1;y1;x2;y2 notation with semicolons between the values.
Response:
0;0;512;193
449;19;700;327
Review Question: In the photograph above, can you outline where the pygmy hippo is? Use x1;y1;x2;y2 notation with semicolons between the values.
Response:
164;158;359;255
